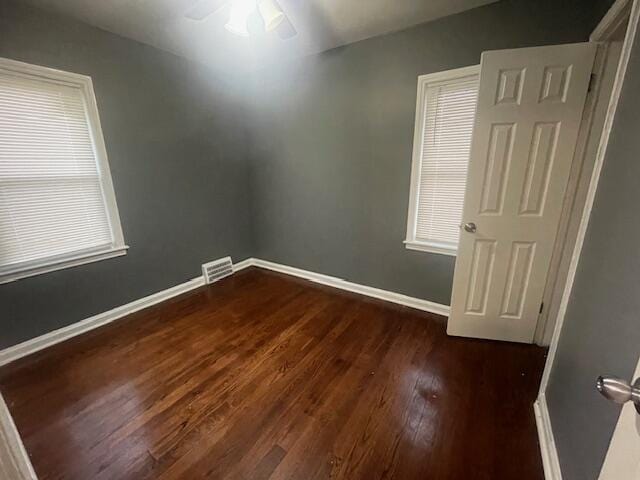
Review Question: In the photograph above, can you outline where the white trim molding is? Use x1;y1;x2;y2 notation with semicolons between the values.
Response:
538;0;640;398
0;246;128;285
0;275;205;367
535;395;563;480
591;0;632;41
0;56;127;285
250;258;451;317
534;5;638;478
233;257;254;272
0;257;255;367
0;258;260;366
0;256;448;367
404;64;480;257
404;240;457;257
0;394;37;480
0;258;253;367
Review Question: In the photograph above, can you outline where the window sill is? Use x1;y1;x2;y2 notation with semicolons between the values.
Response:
404;240;457;257
0;246;129;284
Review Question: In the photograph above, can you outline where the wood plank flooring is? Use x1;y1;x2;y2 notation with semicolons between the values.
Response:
0;267;546;479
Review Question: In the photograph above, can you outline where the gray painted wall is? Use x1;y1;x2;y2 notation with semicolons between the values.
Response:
0;1;253;349
247;0;604;306
1;2;631;476
546;24;640;480
0;0;612;357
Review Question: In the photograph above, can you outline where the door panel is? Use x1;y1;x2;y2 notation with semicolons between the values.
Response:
500;241;535;318
519;122;558;215
448;43;596;343
479;123;514;214
465;239;496;315
540;65;572;103
496;68;524;104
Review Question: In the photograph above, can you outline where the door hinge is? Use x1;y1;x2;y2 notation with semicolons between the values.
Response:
539;302;544;314
588;73;597;92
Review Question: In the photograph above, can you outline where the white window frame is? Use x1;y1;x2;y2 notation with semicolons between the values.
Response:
0;57;127;284
404;65;480;257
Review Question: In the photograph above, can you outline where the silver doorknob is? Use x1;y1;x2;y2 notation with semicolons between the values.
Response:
596;376;640;414
462;222;477;233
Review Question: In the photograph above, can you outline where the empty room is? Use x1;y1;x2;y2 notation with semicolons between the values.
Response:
2;0;640;479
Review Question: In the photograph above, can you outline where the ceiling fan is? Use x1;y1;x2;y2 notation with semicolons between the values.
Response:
185;0;297;39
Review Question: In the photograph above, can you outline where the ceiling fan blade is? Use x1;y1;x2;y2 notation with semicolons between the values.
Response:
185;0;229;20
276;16;297;39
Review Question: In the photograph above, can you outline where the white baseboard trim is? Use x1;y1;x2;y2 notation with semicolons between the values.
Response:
0;276;203;368
249;258;451;317
0;256;446;368
233;257;253;272
0;257;255;368
0;394;37;479
534;395;563;480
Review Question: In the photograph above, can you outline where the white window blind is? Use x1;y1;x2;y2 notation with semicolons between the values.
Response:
406;66;479;255
0;59;125;283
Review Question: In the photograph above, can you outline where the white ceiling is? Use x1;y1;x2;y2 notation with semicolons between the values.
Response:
23;0;498;72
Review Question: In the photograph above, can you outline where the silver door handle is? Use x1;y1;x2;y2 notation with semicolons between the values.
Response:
596;376;640;414
462;222;477;233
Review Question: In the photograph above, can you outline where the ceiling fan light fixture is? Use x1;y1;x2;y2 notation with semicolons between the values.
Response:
225;0;255;37
258;0;285;32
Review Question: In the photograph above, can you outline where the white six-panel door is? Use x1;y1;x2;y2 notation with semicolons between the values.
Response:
448;43;596;343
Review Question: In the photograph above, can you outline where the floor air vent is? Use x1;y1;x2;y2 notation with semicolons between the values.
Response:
202;256;234;284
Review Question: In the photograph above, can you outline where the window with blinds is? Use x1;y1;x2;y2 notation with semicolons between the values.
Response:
405;66;479;256
0;58;125;283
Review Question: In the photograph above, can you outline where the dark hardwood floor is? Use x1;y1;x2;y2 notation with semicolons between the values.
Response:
0;268;546;480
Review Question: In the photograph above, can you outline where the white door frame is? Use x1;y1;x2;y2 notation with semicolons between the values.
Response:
534;0;640;478
538;0;639;398
534;0;636;347
0;394;37;479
